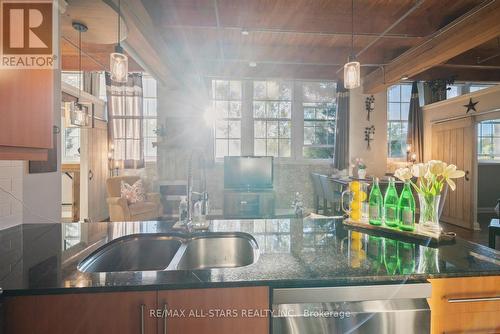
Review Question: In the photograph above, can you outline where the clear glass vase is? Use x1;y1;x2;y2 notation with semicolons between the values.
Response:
418;193;441;233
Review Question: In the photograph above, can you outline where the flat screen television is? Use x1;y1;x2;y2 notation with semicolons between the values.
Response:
224;156;273;190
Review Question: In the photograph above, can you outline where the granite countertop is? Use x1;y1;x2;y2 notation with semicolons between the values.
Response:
0;218;499;296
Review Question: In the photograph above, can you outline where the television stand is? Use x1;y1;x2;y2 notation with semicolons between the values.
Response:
223;188;276;219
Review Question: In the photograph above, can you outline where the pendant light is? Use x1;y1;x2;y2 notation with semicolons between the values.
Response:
110;0;128;83
71;21;90;127
344;0;360;89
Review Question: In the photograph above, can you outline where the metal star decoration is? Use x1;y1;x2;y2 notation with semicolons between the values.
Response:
464;98;478;114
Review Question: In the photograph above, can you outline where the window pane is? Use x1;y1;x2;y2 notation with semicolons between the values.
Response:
228;101;241;118
253;101;266;118
228;120;240;138
254;121;266;138
267;81;280;99
481;123;493;136
401;84;411;102
255;139;266;155
279;82;292;100
216;120;227;138
279;102;291;118
267;102;280;118
143;99;157;116
216;139;228;158
494;138;500;156
388;86;400;102
401;103;410;120
279;121;291;138
143;119;157;137
304;106;315;120
229;81;241;99
388;103;400;120
253;81;266;99
267;139;278;156
215;80;229;99
267;121;279;138
215;101;228;119
143;76;157;98
228;140;241;156
279;139;291;157
304;126;314;145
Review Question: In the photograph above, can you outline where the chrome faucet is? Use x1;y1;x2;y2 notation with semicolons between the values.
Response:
185;149;209;226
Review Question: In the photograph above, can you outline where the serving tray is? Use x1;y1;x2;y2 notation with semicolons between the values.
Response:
343;218;456;247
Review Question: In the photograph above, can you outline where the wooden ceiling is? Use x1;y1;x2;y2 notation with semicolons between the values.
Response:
61;0;500;86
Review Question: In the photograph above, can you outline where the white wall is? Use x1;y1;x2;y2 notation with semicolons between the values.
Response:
349;87;388;177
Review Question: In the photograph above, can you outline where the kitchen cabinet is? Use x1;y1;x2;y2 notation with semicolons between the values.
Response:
4;291;157;334
158;287;269;334
429;276;500;333
0;69;54;160
4;286;269;334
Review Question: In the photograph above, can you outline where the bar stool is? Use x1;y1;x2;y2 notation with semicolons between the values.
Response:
489;219;499;250
311;173;327;214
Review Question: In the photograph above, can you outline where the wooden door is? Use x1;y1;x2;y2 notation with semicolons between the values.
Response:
157;287;270;334
81;119;109;222
5;291;158;334
431;118;474;229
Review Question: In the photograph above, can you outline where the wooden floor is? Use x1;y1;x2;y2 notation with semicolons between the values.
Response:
441;212;497;249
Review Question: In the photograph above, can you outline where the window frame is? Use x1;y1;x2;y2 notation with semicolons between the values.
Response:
142;74;158;162
477;119;500;162
210;79;337;164
387;83;412;160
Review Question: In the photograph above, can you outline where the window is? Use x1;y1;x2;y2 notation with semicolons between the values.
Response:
212;80;242;158
477;119;500;161
302;82;336;159
470;84;493;93
62;127;80;162
142;74;158;161
253;80;292;157
387;84;411;158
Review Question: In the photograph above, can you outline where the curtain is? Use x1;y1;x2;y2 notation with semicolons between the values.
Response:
407;81;424;162
334;82;350;170
106;72;145;169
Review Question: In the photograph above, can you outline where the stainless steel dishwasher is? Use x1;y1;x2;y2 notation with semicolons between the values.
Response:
272;283;431;334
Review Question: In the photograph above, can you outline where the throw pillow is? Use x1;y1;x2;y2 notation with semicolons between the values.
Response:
120;179;146;204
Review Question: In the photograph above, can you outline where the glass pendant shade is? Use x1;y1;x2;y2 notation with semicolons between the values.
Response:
110;51;128;83
344;61;361;89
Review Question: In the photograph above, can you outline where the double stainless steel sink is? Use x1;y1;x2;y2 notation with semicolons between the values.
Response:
77;232;259;273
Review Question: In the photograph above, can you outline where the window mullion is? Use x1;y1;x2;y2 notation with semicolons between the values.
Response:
241;80;253;156
292;81;303;160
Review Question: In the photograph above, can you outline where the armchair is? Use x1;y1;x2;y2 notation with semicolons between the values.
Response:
106;176;163;222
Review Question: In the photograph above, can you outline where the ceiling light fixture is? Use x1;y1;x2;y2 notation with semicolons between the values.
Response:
249;61;257;67
344;0;360;89
110;0;128;83
71;21;90;127
241;29;249;36
401;74;409;81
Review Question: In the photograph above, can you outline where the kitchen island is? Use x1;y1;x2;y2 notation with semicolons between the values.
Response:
1;218;499;333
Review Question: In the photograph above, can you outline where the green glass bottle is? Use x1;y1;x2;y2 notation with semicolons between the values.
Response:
397;181;416;231
368;177;383;225
367;235;384;272
397;242;416;275
383;238;398;275
384;177;399;228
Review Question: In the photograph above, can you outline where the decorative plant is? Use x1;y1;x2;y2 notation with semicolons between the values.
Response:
394;160;465;232
364;125;375;149
351;157;366;170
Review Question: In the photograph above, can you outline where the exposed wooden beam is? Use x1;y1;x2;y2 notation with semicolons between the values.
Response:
362;0;500;93
413;65;500;82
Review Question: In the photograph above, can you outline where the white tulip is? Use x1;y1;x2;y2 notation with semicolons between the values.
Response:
428;160;447;176
395;167;413;181
443;164;465;179
412;163;427;178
